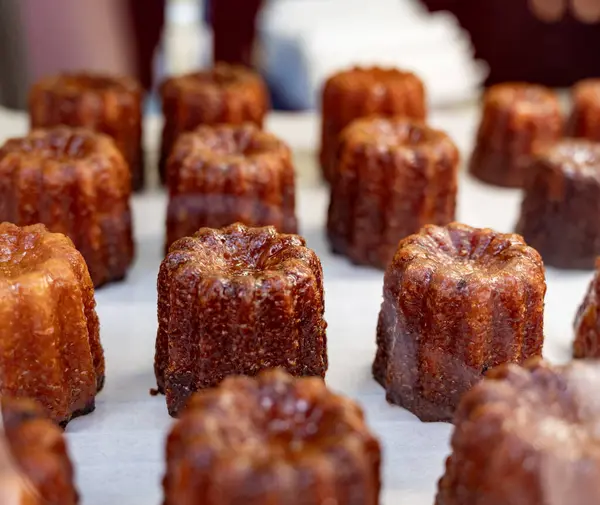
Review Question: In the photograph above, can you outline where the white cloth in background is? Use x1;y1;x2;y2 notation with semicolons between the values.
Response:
257;0;487;110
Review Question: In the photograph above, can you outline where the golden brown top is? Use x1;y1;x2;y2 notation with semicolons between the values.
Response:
326;66;423;91
392;222;543;276
0;223;78;280
31;72;141;96
170;123;289;165
485;82;560;116
161;63;264;94
165;223;316;278
172;369;377;463
0;127;121;164
340;116;458;158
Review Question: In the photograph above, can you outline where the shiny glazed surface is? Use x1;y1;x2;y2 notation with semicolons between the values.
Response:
155;223;327;416
163;369;380;505
327;117;459;269
165;124;297;250
374;222;546;422
0;127;134;287
436;358;600;505
29;72;144;191
0;223;104;426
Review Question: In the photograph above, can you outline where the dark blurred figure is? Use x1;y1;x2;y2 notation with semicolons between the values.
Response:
422;0;600;86
128;0;263;91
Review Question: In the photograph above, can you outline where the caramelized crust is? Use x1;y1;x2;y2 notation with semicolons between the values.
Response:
436;359;600;505
0;397;78;505
0;223;104;426
29;72;144;191
155;223;327;416
574;259;600;357
0;127;134;287
166;124;297;250
163;369;380;505
159;64;269;182
374;222;545;422
516;139;600;269
327;117;459;269
319;67;426;182
568;79;600;141
469;83;563;187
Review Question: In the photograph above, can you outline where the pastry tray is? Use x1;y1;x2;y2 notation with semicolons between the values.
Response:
0;107;589;505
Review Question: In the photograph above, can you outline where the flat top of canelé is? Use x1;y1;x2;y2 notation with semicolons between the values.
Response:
32;72;141;95
162;63;263;92
456;358;600;459
164;223;319;279
0;223;77;280
171;123;289;163
327;66;423;88
171;369;377;463
0;127;118;164
486;83;560;114
340;116;457;156
573;79;600;103
537;139;600;179
391;222;543;277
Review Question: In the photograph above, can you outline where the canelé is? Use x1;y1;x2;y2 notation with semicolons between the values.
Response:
469;83;563;187
516;139;600;269
0;397;79;505
568;79;600;142
320;67;426;182
0;127;134;287
374;222;546;422
327;116;459;269
165;123;297;250
574;258;600;358
155;223;327;416
163;369;380;505
29;72;145;191
436;358;600;505
159;63;269;182
0;223;104;426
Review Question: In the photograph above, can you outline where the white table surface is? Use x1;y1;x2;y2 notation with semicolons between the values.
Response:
0;106;591;505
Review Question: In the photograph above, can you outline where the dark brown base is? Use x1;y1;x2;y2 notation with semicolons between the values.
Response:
58;374;105;428
469;146;529;188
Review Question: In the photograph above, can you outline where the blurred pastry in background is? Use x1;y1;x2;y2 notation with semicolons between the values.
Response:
327;116;458;269
159;63;269;182
29;72;145;191
0;127;134;287
469;83;563;188
568;79;600;141
165;123;297;250
516;139;600;269
319;67;426;182
574;258;600;358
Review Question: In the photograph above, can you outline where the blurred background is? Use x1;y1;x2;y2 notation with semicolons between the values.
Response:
1;0;600;111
